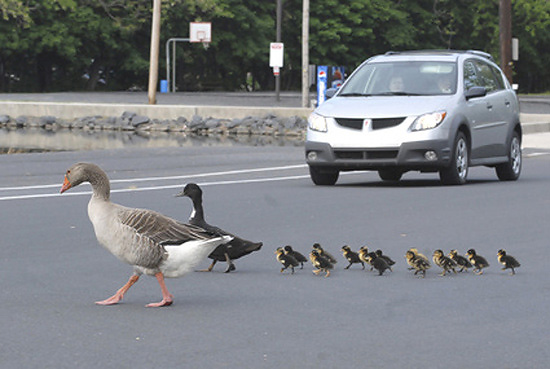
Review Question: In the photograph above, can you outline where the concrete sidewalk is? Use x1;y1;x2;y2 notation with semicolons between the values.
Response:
522;132;550;150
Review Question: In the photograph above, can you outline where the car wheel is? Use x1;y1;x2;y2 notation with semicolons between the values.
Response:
309;166;339;186
378;169;403;181
495;131;521;181
439;131;469;185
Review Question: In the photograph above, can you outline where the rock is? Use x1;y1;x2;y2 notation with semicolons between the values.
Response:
188;115;205;130
0;115;10;124
121;111;137;121
15;116;28;127
204;118;221;129
131;115;150;127
40;116;57;126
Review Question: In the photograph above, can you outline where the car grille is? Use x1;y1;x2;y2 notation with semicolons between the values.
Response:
334;118;363;130
334;117;405;130
334;150;399;160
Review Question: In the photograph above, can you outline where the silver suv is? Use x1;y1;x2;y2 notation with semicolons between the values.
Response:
305;50;522;185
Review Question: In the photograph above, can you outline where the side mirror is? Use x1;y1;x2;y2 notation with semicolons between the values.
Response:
465;86;487;100
325;88;338;99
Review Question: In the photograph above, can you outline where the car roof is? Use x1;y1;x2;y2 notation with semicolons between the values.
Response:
367;49;494;63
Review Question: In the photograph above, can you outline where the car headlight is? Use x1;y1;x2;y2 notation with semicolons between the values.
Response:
308;112;328;132
411;111;447;131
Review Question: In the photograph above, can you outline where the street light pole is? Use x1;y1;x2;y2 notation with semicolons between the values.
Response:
275;0;282;102
499;0;512;83
148;0;161;105
301;0;309;108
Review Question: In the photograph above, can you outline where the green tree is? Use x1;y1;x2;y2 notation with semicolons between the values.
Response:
1;0;550;93
512;0;550;91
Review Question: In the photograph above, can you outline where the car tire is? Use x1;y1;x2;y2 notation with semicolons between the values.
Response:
439;131;469;185
309;166;339;186
378;169;403;181
495;131;522;181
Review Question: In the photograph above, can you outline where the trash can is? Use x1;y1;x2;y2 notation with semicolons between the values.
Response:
160;80;168;93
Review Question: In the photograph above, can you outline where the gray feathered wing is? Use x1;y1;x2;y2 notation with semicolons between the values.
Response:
116;207;217;269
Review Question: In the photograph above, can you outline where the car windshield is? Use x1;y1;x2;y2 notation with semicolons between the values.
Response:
339;60;457;96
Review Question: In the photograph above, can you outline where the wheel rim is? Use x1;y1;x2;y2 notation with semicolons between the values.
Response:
456;138;468;180
510;136;521;174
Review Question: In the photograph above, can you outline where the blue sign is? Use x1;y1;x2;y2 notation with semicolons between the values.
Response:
317;65;328;106
331;66;345;89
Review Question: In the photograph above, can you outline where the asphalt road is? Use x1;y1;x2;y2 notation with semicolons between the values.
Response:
2;145;550;368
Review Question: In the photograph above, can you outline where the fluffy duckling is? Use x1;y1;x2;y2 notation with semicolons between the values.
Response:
466;249;490;275
405;250;431;278
497;249;520;275
283;245;308;269
448;249;472;272
408;248;429;263
375;249;396;267
60;163;232;307
275;247;299;274
358;246;377;271
432;249;457;276
341;245;364;270
364;254;392;276
176;183;262;273
310;250;333;277
312;243;338;264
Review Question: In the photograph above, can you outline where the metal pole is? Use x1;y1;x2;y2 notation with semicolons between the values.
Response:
499;0;512;83
165;38;190;93
172;41;176;92
301;0;310;108
148;0;161;104
275;0;282;102
166;39;170;93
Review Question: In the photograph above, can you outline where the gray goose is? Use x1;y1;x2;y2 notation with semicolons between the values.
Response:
60;162;231;307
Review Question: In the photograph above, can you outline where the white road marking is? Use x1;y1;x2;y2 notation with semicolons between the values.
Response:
0;164;311;201
0;164;308;192
524;152;550;158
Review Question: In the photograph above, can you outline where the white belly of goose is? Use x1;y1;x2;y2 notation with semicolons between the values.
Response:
160;236;232;278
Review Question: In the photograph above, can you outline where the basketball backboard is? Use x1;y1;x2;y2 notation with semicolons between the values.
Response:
190;22;212;43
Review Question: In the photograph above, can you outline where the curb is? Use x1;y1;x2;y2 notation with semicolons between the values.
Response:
0;101;313;120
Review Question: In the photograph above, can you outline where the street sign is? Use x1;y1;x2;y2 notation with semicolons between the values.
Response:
269;42;284;68
317;65;328;106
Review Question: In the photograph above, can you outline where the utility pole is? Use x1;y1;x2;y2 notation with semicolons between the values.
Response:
148;0;161;105
301;0;309;108
499;0;512;83
275;0;282;102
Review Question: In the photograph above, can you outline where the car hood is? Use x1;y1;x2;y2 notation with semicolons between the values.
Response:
315;95;456;119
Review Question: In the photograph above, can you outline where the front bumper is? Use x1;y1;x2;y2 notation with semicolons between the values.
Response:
305;140;453;172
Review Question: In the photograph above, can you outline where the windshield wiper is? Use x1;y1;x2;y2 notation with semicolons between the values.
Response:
338;92;373;97
377;91;423;96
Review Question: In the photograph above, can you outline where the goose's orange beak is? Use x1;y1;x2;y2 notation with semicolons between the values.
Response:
60;176;72;194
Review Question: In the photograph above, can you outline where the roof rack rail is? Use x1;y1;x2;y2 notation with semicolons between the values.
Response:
465;50;494;61
384;49;454;56
384;49;494;62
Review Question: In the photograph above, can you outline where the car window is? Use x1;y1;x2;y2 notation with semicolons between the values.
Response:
339;60;457;96
463;60;479;90
474;60;500;92
489;65;505;90
463;58;505;93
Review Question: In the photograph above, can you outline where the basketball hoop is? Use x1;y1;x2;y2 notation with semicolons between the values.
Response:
190;22;211;50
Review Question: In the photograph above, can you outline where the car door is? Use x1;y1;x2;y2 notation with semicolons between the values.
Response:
462;59;509;160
